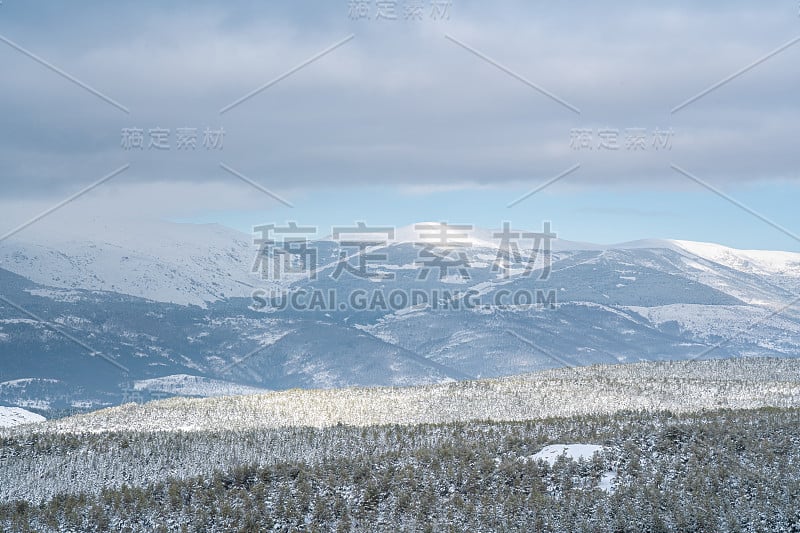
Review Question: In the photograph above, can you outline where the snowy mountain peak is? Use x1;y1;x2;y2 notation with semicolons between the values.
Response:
0;218;259;306
393;222;501;249
670;239;800;277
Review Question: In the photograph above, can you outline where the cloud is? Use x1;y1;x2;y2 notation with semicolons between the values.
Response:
0;0;798;217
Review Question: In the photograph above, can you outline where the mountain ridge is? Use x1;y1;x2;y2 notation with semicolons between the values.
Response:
1;219;799;412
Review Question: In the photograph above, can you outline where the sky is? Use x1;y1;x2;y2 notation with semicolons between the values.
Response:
0;1;798;250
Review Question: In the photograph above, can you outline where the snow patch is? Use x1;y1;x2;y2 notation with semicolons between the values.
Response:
529;443;605;466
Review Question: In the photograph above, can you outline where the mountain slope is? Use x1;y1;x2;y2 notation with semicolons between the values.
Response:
0;406;45;427
0;219;260;306
1;220;799;411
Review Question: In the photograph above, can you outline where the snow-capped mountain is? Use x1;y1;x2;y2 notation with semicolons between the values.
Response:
3;219;798;307
1;219;799;411
0;218;260;307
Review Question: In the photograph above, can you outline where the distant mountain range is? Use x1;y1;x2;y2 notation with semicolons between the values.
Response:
1;219;799;413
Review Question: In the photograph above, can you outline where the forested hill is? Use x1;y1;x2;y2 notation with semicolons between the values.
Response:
12;357;800;435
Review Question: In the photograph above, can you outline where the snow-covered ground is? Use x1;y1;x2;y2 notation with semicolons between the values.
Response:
0;406;45;428
529;443;605;466
528;444;616;492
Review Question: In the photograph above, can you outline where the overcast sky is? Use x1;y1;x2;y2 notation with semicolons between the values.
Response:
1;1;798;249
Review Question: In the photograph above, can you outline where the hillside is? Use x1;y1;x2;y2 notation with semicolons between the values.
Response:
2;409;799;531
4;358;800;530
16;358;800;435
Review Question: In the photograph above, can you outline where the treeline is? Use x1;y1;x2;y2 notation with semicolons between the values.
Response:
2;408;800;532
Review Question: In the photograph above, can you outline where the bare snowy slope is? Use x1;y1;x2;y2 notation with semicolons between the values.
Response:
0;406;45;428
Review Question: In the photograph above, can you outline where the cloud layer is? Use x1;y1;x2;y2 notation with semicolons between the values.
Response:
0;0;798;218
